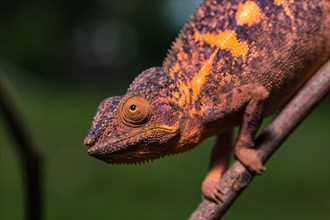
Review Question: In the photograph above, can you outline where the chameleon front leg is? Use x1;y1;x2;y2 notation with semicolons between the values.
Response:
202;129;233;203
234;85;269;174
204;84;269;175
233;85;269;174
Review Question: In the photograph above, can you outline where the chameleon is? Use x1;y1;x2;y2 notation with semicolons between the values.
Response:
84;0;330;203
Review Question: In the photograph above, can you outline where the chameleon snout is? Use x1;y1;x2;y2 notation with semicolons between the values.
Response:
84;136;96;147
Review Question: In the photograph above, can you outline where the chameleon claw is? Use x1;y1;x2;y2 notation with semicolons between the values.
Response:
217;187;225;195
258;166;267;175
214;193;224;205
202;175;226;205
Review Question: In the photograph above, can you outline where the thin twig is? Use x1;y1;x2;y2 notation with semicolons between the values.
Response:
189;60;330;220
0;76;43;220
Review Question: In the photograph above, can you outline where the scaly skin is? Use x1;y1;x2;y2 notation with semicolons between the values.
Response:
84;0;330;203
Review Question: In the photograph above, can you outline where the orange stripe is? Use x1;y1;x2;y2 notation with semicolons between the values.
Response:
191;49;219;102
195;30;249;59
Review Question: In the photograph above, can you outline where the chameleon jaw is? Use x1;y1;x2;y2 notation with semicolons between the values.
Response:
87;126;180;164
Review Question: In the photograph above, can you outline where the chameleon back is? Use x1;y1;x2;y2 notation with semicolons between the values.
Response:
163;0;330;115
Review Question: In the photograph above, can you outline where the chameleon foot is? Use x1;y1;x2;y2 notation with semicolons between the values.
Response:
235;148;265;174
202;174;224;205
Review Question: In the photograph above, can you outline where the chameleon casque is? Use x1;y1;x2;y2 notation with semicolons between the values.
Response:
84;0;330;203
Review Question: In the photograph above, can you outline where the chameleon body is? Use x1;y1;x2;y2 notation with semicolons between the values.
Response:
85;0;330;202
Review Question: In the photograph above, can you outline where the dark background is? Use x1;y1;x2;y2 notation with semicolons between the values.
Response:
1;0;329;219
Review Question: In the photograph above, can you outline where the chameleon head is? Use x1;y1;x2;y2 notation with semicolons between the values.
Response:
84;68;181;164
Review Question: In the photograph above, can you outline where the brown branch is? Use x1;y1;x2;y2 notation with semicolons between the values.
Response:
0;76;43;220
189;60;330;220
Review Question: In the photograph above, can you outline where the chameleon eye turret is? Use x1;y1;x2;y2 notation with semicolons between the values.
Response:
120;96;151;127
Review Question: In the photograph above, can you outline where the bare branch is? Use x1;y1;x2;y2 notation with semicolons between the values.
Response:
0;76;43;220
189;60;330;220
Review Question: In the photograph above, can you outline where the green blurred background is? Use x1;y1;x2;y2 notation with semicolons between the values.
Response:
0;0;329;219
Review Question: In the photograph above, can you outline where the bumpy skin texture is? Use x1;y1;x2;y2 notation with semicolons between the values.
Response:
85;0;330;203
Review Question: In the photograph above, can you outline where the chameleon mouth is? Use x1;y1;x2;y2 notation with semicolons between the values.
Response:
87;126;179;163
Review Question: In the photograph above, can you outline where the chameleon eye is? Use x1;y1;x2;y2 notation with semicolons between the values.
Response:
129;105;136;111
121;96;151;126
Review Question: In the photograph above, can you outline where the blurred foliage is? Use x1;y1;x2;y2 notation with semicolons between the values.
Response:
0;0;329;220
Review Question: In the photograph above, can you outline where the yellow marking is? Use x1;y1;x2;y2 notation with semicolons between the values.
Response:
178;79;190;108
191;49;219;102
195;30;249;59
172;91;179;99
236;1;262;26
148;124;178;133
274;0;295;30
